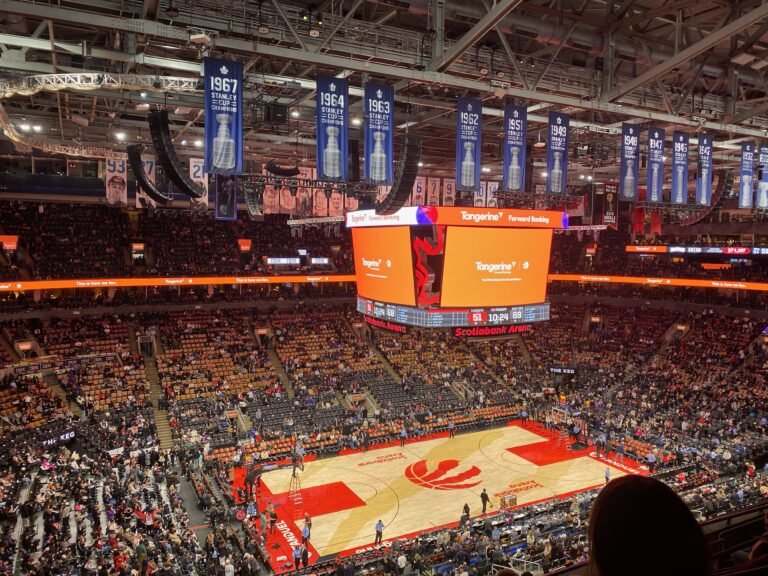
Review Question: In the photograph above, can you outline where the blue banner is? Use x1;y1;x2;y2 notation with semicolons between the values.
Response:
363;83;394;186
546;112;569;194
502;102;526;192
456;98;482;192
214;175;238;221
316;76;349;182
758;145;768;210
204;58;243;175
740;142;755;209
695;134;714;206
671;131;689;204
620;123;640;201
646;127;665;203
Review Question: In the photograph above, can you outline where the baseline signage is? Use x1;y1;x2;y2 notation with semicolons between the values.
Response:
316;76;349;181
740;141;755;209
453;325;532;338
549;366;576;375
549;273;768;292
502;102;526;192
671;131;689;204
696;134;713;206
363;83;394;186
0;235;18;251
546;112;569;195
41;429;76;448
456;98;482;192
363;315;409;334
646;128;665;203
203;57;243;175
345;207;568;229
619;123;639;201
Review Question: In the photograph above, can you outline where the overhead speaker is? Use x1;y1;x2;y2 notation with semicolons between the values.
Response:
147;110;204;198
243;180;263;220
127;144;173;204
375;134;422;215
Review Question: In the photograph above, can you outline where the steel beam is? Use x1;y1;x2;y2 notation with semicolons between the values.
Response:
602;2;768;102
729;101;768;125
427;0;523;71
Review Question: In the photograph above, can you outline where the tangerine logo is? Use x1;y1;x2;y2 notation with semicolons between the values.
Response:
405;459;481;490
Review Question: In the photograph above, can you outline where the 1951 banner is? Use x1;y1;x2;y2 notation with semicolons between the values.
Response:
671;131;689;204
502;102;526;193
316;76;349;182
740;141;755;209
363;83;394;186
619;123;639;201
204;58;243;175
646;127;665;203
696;134;713;206
456;98;482;192
546;112;569;194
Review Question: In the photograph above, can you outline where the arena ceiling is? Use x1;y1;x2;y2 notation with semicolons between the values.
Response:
1;0;768;181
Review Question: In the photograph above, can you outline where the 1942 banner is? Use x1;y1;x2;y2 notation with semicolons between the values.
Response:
696;134;714;206
619;123;639;201
456;98;482;192
105;154;128;207
546;112;569;194
671;131;689;204
646;128;665;203
740;141;755;209
189;158;209;209
502;102;526;193
757;145;768;210
363;83;394;186
214;175;238;221
204;58;243;175
316;76;349;182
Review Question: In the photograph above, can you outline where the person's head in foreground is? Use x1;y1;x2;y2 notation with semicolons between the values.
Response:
589;475;709;576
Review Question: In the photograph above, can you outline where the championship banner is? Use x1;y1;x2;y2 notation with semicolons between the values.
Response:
740;141;755;209
411;176;426;205
189;158;209;209
456;98;482;192
442;178;456;206
619;123;639;201
487;181;499;208
214;175;238;221
105;154;128;207
204;58;243;175
427;178;441;205
502;102;526;192
546;111;569;194
134;156;156;209
594;183;618;227
758;145;768;210
695;134;713;206
474;181;487;207
671;131;689;204
646;127;665;203
316;76;349;182
363;83;394;185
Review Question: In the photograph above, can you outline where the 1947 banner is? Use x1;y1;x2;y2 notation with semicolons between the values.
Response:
671;131;689;204
456;98;482;192
316;76;349;182
740;141;755;209
363;83;394;186
546;112;569;194
204;58;243;175
619;123;639;201
502;102;526;193
646;128;665;203
696;134;713;206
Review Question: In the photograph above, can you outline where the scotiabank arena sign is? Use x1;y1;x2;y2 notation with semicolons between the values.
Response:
453;324;531;338
363;315;409;334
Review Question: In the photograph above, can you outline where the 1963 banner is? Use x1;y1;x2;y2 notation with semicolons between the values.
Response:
671;131;689;204
758;145;768;210
363;83;394;186
316;76;349;182
546;112;569;194
620;123;639;201
646;128;665;203
502;102;526;193
456;98;482;192
204;58;243;175
740;141;755;209
696;134;714;206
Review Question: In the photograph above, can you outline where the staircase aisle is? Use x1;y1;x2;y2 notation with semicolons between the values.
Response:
143;354;174;450
267;348;294;398
515;334;532;365
44;373;82;418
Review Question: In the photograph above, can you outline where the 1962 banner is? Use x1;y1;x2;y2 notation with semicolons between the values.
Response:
671;131;689;204
204;58;243;175
696;134;714;206
456;98;482;192
758;145;768;210
546;112;569;194
646;127;665;203
316;76;349;182
740;141;755;209
620;123;639;201
502;102;526;192
363;83;394;186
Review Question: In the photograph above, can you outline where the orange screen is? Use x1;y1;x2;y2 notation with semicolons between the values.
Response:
352;227;415;306
441;227;552;307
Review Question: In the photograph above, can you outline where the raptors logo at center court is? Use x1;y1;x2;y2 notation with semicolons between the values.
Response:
405;459;481;490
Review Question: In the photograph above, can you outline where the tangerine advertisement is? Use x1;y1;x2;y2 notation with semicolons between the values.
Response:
352;227;416;306
440;227;552;307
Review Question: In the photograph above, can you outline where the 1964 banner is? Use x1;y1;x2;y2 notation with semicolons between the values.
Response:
502;102;526;193
456;98;482;192
546;112;569;194
363;83;394;186
758;145;768;210
671;131;689;204
620;123;639;201
316;76;349;182
696;134;713;206
740;141;755;209
646;127;665;203
204;58;243;175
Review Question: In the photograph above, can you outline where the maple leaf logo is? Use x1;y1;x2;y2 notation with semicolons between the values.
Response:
220;65;228;75
376;89;383;99
329;82;336;92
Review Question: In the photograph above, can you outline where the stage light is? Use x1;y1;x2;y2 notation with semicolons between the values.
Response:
417;161;424;167
587;175;593;181
351;117;361;126
300;9;309;21
290;109;300;118
18;124;30;132
255;179;266;195
541;171;547;177
115;132;126;141
274;177;283;190
315;11;323;25
165;2;180;18
289;180;299;196
181;139;188;146
194;139;203;147
140;92;147;98
482;167;491;173
324;182;333;198
32;125;42;133
579;174;585;180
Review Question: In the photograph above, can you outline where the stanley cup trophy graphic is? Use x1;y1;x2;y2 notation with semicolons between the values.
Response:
323;126;342;179
460;142;475;189
622;159;635;198
700;165;709;205
758;179;768;208
507;147;522;191
211;113;236;171
675;165;685;203
742;174;753;207
369;132;388;183
650;163;660;201
549;151;563;194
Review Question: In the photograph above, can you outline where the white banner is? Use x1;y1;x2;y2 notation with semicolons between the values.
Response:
135;155;157;209
189;158;209;209
105;154;128;207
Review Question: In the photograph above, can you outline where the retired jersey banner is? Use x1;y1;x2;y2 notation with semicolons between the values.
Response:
671;131;689;204
411;176;426;205
619;123;639;201
442;178;456;206
363;83;394;186
456;98;482;192
474;182;487;207
757;145;768;210
646;127;665;203
316;76;349;182
546;112;569;194
502;102;526;192
740;141;755;209
214;175;238;221
189;158;209;209
695;134;713;206
105;155;128;207
134;156;156;209
204;58;243;175
487;181;499;208
427;178;441;205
